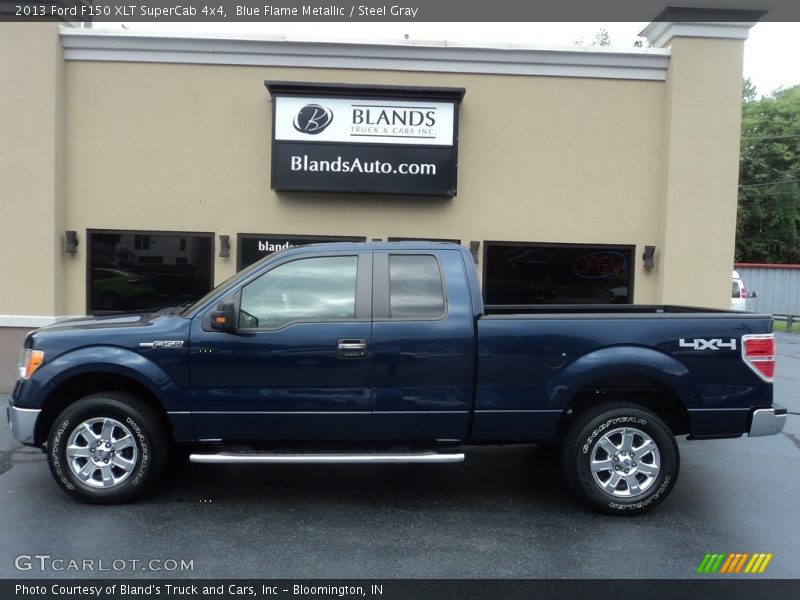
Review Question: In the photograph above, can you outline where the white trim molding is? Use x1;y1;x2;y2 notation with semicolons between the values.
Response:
0;315;80;328
640;21;758;49
60;29;671;82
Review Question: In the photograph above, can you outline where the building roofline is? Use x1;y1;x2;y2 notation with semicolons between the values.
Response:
60;28;671;82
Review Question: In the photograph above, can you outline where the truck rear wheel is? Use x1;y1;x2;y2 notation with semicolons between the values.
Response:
47;392;168;504
561;404;679;515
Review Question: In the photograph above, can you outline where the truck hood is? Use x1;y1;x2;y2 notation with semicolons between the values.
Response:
39;312;163;332
25;311;191;357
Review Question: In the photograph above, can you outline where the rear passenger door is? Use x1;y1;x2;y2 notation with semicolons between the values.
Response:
371;249;476;442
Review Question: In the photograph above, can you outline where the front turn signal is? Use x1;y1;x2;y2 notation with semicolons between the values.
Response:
18;349;45;380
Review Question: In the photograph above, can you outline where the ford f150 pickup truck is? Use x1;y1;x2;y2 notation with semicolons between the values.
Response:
7;243;786;514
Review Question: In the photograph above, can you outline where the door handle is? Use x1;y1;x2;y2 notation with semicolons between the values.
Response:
337;339;368;359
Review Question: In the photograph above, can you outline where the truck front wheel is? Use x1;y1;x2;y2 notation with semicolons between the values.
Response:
561;404;679;515
47;392;168;504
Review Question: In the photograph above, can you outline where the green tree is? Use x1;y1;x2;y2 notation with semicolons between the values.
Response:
593;28;611;46
736;80;800;264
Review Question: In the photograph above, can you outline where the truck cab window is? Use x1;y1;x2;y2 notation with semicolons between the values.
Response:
239;256;358;329
389;255;445;318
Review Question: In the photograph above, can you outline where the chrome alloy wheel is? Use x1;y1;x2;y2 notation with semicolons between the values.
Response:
590;426;661;498
65;417;139;488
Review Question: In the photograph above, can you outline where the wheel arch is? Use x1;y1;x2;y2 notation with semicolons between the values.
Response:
35;368;174;447
551;346;695;438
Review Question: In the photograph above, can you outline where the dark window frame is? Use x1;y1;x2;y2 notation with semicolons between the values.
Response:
86;228;215;315
387;237;462;244
481;240;636;306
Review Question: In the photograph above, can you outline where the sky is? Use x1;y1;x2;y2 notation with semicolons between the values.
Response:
108;21;800;96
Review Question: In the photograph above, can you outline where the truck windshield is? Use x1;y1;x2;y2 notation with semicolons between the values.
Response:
179;256;270;316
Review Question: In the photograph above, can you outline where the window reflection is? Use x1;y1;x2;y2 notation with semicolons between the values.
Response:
89;232;213;313
390;255;445;318
485;243;633;305
240;256;358;329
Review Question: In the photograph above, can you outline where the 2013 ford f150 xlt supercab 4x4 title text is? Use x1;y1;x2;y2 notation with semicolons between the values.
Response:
7;243;787;514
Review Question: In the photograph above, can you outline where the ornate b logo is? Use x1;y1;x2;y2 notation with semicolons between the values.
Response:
293;104;333;134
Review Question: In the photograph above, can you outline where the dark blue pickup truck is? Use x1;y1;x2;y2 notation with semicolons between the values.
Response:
7;243;786;513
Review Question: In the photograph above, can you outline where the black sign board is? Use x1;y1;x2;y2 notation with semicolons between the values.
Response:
266;82;465;197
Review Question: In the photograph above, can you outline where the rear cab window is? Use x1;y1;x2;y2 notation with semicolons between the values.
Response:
389;254;445;319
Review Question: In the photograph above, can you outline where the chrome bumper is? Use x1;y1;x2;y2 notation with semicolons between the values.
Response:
7;399;41;445
748;406;787;437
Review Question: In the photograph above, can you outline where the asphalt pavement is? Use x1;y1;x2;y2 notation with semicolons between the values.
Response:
1;334;798;579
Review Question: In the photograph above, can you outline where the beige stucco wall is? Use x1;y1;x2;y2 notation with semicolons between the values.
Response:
0;23;67;317
657;37;745;308
58;61;665;315
0;24;749;323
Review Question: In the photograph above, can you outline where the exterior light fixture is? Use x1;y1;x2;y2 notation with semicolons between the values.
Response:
219;235;231;258
64;230;79;254
642;245;656;270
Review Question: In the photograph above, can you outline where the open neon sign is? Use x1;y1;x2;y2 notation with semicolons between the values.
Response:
572;252;627;279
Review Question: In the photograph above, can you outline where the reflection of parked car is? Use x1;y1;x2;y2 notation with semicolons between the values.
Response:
731;270;757;311
92;268;154;310
118;263;208;298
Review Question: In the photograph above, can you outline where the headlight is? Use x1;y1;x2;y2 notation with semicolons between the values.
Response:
18;349;44;380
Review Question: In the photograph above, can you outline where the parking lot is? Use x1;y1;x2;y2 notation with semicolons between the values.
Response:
1;334;798;580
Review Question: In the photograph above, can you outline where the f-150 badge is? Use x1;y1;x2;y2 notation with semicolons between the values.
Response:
139;341;185;349
679;338;736;351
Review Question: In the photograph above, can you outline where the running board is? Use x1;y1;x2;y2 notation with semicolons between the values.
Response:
189;451;465;465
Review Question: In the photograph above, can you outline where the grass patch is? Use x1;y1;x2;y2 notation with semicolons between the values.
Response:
774;319;800;333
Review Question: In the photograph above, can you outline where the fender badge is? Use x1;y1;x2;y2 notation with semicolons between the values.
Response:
139;341;185;349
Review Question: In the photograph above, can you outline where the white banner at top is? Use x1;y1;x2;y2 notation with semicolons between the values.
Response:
273;96;456;147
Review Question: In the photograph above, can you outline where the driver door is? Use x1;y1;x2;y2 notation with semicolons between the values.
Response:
189;251;373;442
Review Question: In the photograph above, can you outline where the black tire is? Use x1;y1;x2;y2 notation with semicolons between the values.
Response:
47;392;168;504
561;403;679;515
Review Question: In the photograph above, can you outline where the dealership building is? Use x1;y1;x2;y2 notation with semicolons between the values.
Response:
0;9;760;388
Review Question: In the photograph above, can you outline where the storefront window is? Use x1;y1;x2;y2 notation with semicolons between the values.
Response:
484;242;634;305
237;234;366;270
88;231;213;313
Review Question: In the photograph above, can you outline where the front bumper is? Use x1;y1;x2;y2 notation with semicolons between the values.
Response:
7;399;41;445
748;406;788;437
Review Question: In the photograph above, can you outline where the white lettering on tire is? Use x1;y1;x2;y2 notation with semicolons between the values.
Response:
125;416;148;487
50;418;75;491
582;417;647;454
608;476;672;511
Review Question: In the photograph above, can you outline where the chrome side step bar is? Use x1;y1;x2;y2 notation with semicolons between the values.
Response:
189;451;465;465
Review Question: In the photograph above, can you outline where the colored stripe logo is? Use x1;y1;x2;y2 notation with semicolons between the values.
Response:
697;552;773;574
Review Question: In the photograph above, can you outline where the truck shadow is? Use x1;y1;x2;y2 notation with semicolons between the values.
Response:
154;444;575;510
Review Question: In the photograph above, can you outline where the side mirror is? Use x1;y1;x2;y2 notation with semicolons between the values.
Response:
750;291;758;299
210;300;237;332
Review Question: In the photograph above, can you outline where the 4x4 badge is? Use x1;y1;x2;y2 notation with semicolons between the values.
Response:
679;338;736;351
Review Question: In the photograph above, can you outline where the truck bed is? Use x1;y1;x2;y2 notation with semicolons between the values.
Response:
483;304;742;316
